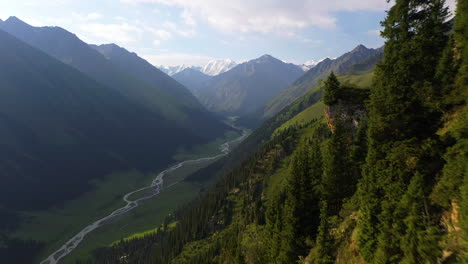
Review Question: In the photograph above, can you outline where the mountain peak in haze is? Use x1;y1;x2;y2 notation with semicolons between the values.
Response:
160;59;236;76
352;44;369;52
201;59;237;76
5;16;24;24
300;57;333;71
256;54;277;62
195;53;304;115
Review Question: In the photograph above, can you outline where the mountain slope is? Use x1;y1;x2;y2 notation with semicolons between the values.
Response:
0;17;229;140
172;68;211;95
258;45;382;120
90;43;228;138
196;55;304;116
0;29;205;211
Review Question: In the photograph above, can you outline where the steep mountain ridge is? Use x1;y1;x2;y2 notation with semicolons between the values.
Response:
0;28;201;211
195;54;304;116
257;44;382;121
172;67;211;95
0;17;229;140
90;43;228;138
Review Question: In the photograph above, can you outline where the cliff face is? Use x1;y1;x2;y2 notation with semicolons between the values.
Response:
324;103;366;133
324;87;369;133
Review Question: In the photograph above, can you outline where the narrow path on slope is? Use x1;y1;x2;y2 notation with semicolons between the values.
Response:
40;128;249;264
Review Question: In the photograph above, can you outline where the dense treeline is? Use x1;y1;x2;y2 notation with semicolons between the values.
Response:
78;0;467;263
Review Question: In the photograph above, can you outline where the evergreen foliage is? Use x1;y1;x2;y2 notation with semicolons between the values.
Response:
73;0;467;263
323;72;340;105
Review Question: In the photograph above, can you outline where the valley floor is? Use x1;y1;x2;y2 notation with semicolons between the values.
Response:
10;129;246;264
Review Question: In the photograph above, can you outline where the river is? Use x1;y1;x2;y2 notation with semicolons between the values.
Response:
40;128;248;264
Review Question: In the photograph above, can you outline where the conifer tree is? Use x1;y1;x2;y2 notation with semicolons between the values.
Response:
399;173;442;264
321;117;352;214
323;72;340;105
314;200;334;264
357;0;450;262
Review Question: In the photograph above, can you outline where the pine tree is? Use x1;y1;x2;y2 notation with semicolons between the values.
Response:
323;72;340;105
357;0;451;262
399;173;442;264
321;117;353;214
279;143;320;262
314;200;334;264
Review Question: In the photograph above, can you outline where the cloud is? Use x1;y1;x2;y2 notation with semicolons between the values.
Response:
153;39;161;45
143;53;218;66
80;22;144;44
121;0;390;34
181;9;196;26
367;29;381;36
162;21;196;37
150;29;172;40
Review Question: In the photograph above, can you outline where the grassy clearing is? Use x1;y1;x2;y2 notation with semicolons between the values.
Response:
338;72;374;88
61;182;200;264
272;102;325;138
109;221;177;246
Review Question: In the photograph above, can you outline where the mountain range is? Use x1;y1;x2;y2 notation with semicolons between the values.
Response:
256;44;383;121
0;17;229;139
159;59;238;76
0;17;232;211
191;54;305;116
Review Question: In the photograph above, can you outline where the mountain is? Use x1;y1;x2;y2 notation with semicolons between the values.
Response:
89;43;228;138
299;58;329;71
173;67;211;95
257;44;383;121
195;54;305;116
0;28;211;211
0;17;229;140
159;59;237;76
201;59;237;76
159;64;201;76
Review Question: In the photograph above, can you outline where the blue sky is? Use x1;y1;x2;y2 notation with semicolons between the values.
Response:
0;0;456;66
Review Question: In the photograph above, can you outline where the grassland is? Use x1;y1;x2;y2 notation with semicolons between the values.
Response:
338;71;374;88
272;101;325;138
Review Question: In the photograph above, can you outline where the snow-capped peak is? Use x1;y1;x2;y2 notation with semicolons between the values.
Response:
300;57;332;71
201;59;237;76
159;65;201;76
158;59;237;76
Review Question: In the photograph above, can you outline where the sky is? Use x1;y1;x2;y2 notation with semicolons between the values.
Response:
0;0;457;66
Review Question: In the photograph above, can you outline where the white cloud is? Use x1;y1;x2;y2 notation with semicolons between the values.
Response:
80;22;144;44
150;29;172;40
181;9;196;26
367;29;381;36
143;53;218;66
22;0;73;7
71;12;103;22
162;21;196;37
121;0;390;34
153;39;161;45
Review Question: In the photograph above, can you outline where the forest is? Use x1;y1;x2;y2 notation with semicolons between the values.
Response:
74;0;467;263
